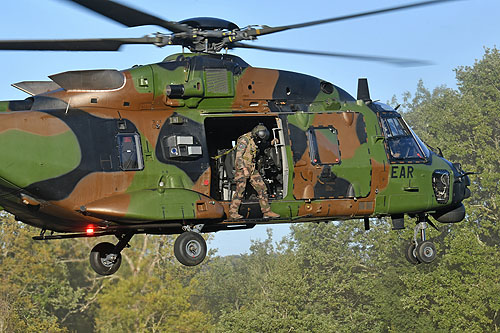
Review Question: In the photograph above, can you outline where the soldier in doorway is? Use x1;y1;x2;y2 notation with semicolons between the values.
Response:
229;124;281;219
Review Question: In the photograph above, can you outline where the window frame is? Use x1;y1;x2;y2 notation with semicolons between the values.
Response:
379;114;429;163
306;126;341;165
116;133;144;171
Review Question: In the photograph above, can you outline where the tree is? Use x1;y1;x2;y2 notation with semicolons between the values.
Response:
94;234;212;332
398;47;500;331
0;212;73;332
0;213;213;332
211;223;417;332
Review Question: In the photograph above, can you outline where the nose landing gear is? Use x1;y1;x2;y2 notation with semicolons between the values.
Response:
405;215;437;265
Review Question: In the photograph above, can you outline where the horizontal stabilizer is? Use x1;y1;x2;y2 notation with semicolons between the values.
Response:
11;81;61;96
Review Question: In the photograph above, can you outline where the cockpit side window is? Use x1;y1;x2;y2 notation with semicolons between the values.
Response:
380;116;427;162
384;117;409;137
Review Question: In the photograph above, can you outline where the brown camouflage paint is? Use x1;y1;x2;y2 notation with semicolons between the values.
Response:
0;111;70;136
55;172;136;211
312;112;363;160
232;68;280;111
292;112;367;200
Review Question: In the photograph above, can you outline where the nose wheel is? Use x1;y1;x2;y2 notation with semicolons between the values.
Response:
405;242;420;265
416;240;436;263
405;215;438;265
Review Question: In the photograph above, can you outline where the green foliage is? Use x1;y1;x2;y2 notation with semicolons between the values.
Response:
0;213;72;332
401;224;500;332
94;235;212;332
0;219;211;332
394;46;500;332
95;271;210;332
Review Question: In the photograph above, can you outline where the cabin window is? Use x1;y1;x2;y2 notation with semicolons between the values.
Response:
307;126;341;165
117;133;144;171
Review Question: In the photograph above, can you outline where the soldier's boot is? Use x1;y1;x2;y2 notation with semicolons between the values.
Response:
256;190;279;219
263;210;280;219
229;200;243;220
229;212;243;219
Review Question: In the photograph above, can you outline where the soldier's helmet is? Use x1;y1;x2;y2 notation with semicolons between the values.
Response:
252;124;270;142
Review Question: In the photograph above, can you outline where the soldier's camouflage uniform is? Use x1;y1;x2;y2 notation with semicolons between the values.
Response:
229;132;271;217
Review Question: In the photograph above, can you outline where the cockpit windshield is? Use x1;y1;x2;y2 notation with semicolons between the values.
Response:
375;103;429;161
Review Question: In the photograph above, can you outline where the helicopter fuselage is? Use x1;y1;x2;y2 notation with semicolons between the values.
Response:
0;53;470;236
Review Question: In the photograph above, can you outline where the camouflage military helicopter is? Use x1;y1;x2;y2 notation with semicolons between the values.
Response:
0;0;471;275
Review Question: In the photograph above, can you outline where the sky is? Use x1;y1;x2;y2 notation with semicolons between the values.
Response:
0;0;497;255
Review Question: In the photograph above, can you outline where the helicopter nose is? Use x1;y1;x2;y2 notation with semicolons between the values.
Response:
431;162;471;223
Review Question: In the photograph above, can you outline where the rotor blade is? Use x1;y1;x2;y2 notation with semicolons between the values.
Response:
0;37;158;51
64;0;190;33
232;43;432;67
248;0;460;37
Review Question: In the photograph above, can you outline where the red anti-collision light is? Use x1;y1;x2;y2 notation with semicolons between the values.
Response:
86;226;94;235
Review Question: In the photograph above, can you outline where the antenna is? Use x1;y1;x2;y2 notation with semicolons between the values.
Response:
357;78;371;103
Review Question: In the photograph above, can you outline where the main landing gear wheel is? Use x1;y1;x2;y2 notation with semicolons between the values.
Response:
174;232;207;266
405;242;421;265
89;242;122;276
416;240;436;263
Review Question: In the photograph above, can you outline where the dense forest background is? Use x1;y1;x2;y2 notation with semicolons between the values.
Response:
1;48;499;332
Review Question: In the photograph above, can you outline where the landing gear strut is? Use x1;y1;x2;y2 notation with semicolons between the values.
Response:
88;225;208;275
89;232;134;276
405;215;437;265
